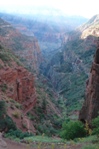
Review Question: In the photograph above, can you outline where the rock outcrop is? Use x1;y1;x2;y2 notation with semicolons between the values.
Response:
0;62;36;114
79;44;99;123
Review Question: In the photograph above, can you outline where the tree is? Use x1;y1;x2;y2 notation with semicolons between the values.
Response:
60;120;86;140
92;116;99;137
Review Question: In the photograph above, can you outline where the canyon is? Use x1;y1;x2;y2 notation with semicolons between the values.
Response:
0;12;99;135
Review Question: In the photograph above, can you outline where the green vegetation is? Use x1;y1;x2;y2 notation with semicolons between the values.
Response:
80;135;99;149
60;120;86;140
92;116;99;137
0;44;22;66
0;100;6;118
0;83;8;92
0;100;33;140
24;135;63;143
12;111;20;118
0;100;16;132
28;76;62;137
5;129;33;140
82;144;99;149
0;51;11;61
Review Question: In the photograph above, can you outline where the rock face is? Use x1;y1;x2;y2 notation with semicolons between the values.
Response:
79;45;99;123
0;64;36;114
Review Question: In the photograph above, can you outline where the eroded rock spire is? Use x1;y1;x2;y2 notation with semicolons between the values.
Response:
79;40;99;124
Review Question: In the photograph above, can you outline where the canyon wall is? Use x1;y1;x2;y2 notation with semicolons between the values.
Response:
79;44;99;123
0;61;36;114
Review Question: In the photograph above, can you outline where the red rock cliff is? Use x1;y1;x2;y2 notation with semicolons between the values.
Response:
0;62;36;114
79;44;99;123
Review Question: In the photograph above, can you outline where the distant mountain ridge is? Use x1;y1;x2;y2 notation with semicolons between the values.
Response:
0;12;88;58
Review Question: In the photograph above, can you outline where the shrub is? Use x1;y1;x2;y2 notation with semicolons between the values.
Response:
92;116;99;137
0;84;8;92
15;103;21;109
5;115;16;131
60;120;86;140
0;100;6;117
0;52;10;62
0;100;7;131
0;100;16;131
12;111;20;118
5;129;33;139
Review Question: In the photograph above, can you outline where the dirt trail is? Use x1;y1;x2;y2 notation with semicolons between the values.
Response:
4;139;33;149
4;138;83;149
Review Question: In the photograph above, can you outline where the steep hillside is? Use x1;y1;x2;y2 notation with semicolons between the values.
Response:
0;17;64;137
0;44;37;132
0;17;41;72
41;15;99;113
0;44;62;136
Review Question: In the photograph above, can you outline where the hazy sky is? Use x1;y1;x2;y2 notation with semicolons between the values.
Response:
0;0;99;18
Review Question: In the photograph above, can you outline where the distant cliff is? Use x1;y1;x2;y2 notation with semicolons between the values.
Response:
79;42;99;123
0;18;42;72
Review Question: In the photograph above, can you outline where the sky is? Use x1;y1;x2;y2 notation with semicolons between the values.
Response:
0;0;99;18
